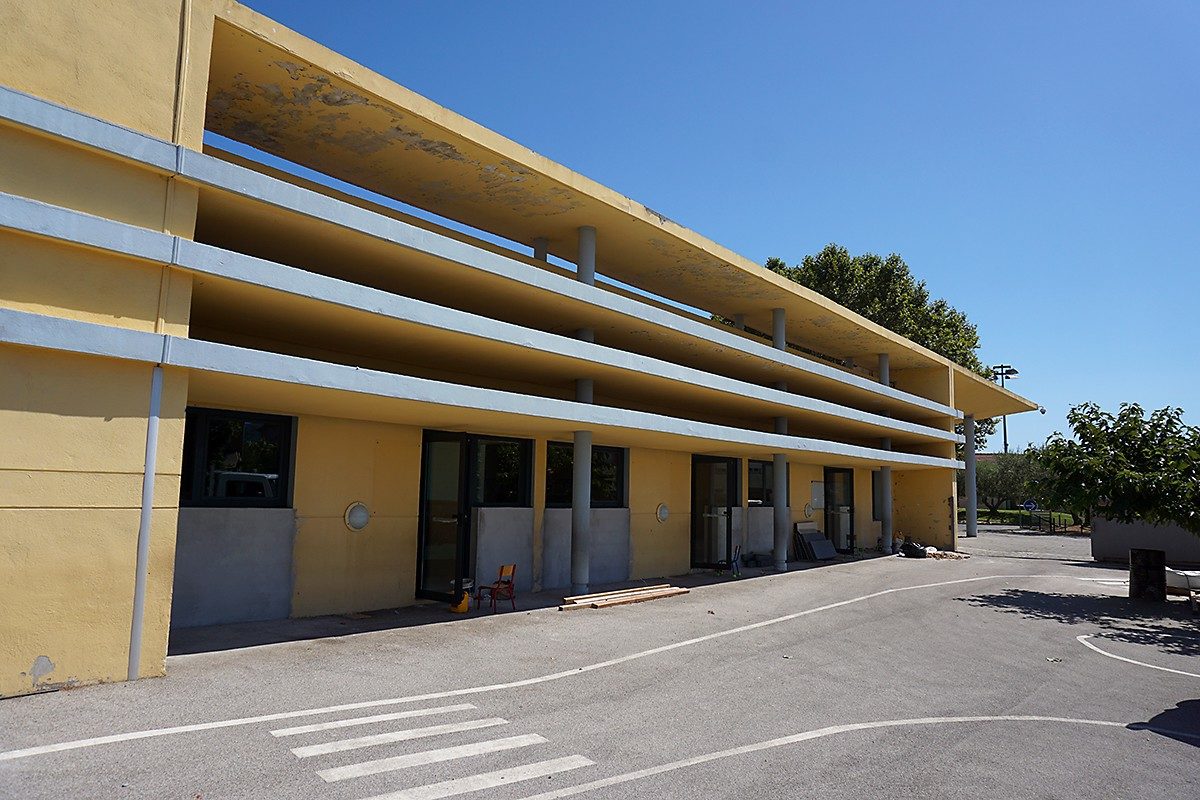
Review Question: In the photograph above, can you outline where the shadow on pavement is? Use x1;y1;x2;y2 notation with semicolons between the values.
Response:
168;557;872;656
957;589;1199;656
1129;699;1200;748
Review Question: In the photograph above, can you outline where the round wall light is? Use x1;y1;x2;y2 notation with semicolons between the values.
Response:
655;503;670;523
344;502;370;531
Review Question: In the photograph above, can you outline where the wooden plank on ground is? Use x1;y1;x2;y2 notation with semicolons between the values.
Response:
559;585;672;604
589;587;689;609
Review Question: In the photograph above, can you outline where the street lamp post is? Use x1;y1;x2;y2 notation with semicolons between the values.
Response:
992;364;1019;453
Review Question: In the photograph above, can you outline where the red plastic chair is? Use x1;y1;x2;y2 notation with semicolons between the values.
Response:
476;564;517;613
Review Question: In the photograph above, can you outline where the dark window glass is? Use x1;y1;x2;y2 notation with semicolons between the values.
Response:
748;460;788;507
180;408;293;507
471;437;531;507
545;442;626;508
872;469;885;521
546;441;573;506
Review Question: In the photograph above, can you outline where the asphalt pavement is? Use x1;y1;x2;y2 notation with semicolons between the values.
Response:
1;531;1196;799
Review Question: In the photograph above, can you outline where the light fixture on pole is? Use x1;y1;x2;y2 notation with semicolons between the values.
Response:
992;364;1019;453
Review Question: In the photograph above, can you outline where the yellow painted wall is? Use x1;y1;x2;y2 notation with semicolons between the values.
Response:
628;448;691;579
0;0;210;697
789;462;823;531
289;416;422;617
894;468;958;550
0;230;192;336
0;0;213;148
530;437;548;591
892;366;953;408
854;468;883;550
0;349;187;697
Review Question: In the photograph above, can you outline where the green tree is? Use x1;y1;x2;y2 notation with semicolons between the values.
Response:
766;245;997;448
975;453;1031;515
1032;402;1200;534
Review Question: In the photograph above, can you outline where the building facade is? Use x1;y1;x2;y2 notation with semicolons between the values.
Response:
0;1;1035;698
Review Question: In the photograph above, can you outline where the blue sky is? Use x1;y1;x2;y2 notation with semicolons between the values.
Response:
239;1;1199;451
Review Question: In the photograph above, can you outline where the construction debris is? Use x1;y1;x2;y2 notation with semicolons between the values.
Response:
558;584;689;611
927;550;969;560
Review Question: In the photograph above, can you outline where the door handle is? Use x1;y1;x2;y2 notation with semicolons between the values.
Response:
432;516;458;524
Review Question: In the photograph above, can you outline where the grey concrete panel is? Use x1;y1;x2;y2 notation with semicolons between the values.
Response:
1091;518;1200;566
473;507;535;594
0;307;964;472
171;508;297;628
744;507;775;555
542;508;630;589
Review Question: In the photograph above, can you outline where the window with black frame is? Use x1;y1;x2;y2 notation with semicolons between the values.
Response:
180;407;294;507
545;442;627;508
471;436;532;507
747;459;789;507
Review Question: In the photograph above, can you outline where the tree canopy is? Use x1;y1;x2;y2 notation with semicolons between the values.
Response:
766;244;995;446
975;453;1037;514
766;245;988;377
1031;402;1200;534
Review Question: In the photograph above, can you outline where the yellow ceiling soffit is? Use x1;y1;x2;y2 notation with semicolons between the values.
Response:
207;1;1037;418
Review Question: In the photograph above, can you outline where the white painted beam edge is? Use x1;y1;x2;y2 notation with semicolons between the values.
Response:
0;308;962;470
0;193;956;444
0;83;961;421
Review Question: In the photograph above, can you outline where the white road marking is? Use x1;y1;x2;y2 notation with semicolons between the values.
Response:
271;703;476;737
362;755;594;800
1077;635;1200;679
291;718;508;759
317;734;548;782
0;573;1078;762
512;716;1135;799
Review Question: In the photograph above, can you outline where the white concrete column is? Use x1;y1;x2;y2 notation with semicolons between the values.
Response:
532;237;548;262
571;429;593;594
570;226;597;593
577;226;596;286
733;314;745;330
964;414;978;538
772;307;786;350
877;352;890;386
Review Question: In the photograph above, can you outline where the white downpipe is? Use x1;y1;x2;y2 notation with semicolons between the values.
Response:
128;364;163;680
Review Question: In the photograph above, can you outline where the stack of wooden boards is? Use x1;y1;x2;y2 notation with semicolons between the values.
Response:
558;584;689;611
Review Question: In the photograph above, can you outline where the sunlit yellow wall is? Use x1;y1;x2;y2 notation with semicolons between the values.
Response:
789;462;824;531
0;0;209;697
530;437;548;591
892;366;953;409
894;468;957;550
629;448;691;579
0;349;186;697
289;416;422;617
854;468;882;549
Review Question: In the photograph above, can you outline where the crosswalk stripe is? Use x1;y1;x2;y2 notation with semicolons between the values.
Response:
271;703;477;737
291;718;508;758
316;733;548;782
359;755;595;800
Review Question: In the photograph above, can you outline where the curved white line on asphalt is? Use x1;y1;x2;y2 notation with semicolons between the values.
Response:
512;715;1197;800
0;573;1074;762
1077;635;1200;679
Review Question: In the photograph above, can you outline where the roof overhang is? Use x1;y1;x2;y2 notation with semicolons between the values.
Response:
204;3;1036;420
